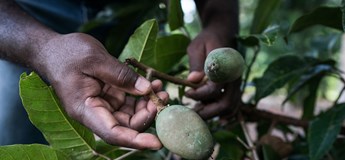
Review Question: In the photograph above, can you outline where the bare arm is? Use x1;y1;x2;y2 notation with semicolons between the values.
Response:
0;1;58;69
195;0;239;36
0;1;166;150
187;0;240;119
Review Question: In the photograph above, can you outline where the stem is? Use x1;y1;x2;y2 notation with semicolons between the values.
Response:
146;68;166;113
334;76;345;106
238;113;259;160
149;89;166;113
126;58;203;88
241;45;260;94
92;150;111;160
125;58;345;135
236;137;250;149
240;104;308;128
181;26;192;39
334;86;345;106
114;150;138;160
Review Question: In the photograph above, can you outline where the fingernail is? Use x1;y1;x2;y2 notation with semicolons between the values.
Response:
135;77;151;93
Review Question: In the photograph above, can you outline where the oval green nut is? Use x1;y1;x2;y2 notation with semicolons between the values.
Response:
204;47;245;83
156;105;214;160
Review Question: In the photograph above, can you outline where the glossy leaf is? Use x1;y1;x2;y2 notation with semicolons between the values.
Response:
308;103;345;160
250;0;281;34
19;72;96;160
301;78;322;120
282;63;335;119
254;55;308;102
257;25;280;46
238;36;260;47
119;19;158;64
289;7;343;34
153;34;190;72
239;25;280;47
0;144;70;160
168;0;184;31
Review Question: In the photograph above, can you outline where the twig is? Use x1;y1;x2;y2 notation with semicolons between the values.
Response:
240;104;308;128
114;150;138;160
118;147;137;151
334;86;345;106
238;113;259;160
334;76;345;106
92;150;111;160
125;58;203;88
236;137;250;149
125;58;345;134
146;69;166;112
241;45;260;94
181;26;192;39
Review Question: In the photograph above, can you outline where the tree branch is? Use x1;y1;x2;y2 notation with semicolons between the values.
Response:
240;104;308;128
125;58;339;131
125;58;203;88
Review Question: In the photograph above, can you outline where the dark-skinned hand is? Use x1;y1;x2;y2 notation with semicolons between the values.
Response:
36;33;168;150
186;27;241;120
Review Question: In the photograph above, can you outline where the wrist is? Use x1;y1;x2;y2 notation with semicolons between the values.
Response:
30;32;62;78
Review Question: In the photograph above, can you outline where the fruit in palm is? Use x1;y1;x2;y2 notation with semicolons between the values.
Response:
155;105;214;160
204;47;245;83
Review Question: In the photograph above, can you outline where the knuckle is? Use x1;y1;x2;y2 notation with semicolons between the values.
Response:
114;63;137;87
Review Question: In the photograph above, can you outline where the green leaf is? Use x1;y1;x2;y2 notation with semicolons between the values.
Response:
119;19;158;64
168;0;184;31
281;61;335;119
289;7;343;34
153;34;190;72
238;36;260;47
250;0;281;34
0;144;70;160
239;25;280;47
308;103;345;160
257;25;280;46
19;72;96;160
254;55;308;102
301;78;322;120
91;141;127;160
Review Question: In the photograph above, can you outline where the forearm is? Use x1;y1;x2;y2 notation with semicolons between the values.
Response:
194;0;239;36
0;1;59;68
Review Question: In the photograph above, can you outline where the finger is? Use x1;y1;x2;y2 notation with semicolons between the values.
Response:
185;82;224;101
151;80;163;92
131;91;169;131
195;101;227;120
195;81;242;119
119;96;136;116
101;85;125;111
82;97;162;150
112;91;169;131
84;56;151;95
187;71;205;83
187;39;206;72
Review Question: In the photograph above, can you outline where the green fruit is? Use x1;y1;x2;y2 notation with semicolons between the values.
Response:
204;47;245;83
156;105;214;160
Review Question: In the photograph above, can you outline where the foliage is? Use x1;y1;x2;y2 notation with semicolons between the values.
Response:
2;0;345;160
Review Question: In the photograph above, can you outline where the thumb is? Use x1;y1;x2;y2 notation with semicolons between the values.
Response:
85;57;151;95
